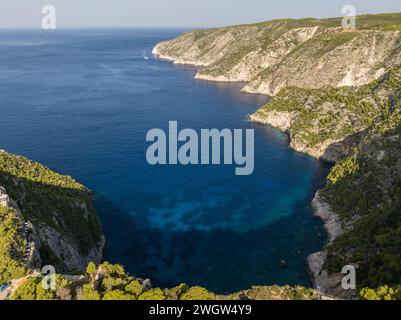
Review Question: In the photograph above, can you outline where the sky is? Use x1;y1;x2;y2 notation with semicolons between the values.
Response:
0;0;401;28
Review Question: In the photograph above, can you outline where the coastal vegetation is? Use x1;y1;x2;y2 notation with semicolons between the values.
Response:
0;150;102;256
254;67;401;151
360;285;401;300
253;68;401;294
0;150;104;274
8;262;319;300
0;206;28;283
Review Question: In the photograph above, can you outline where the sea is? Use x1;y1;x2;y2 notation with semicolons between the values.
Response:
0;28;329;293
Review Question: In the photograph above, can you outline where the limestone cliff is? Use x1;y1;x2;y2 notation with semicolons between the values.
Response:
0;150;104;276
251;68;401;162
153;14;401;96
306;191;351;299
252;68;401;298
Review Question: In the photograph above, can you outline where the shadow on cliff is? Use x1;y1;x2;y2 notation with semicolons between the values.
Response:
318;124;401;289
320;130;367;162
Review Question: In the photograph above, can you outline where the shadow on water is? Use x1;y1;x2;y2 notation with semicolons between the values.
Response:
95;164;330;295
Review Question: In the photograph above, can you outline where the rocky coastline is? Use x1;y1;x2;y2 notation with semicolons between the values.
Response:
250;112;355;298
150;16;401;297
153;45;349;298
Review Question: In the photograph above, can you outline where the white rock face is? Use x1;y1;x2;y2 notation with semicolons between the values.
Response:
250;108;357;162
306;191;356;299
243;31;401;95
290;138;345;162
0;186;19;213
249;111;298;132
311;191;343;242
195;27;325;82
38;225;105;272
152;28;235;66
153;26;401;96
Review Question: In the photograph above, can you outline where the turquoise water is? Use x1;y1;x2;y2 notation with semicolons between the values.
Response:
0;29;329;293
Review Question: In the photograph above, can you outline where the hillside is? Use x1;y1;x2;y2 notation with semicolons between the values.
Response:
153;12;401;299
8;262;320;300
251;67;401;161
0;150;104;278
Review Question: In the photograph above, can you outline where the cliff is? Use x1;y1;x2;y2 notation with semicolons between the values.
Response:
251;68;401;161
153;13;401;299
0;150;104;279
3;12;401;300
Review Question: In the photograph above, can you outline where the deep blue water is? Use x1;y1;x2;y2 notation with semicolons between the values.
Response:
0;29;329;293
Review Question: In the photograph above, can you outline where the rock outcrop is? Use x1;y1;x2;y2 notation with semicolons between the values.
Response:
250;68;401;162
243;31;401;96
36;222;105;272
249;111;298;132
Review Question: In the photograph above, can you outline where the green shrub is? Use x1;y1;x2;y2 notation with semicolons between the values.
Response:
0;206;28;283
138;288;166;300
102;290;134;300
9;277;40;300
180;287;215;300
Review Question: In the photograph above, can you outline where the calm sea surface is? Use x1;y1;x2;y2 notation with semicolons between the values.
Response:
0;29;329;293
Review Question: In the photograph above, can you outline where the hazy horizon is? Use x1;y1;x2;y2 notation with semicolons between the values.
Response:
0;0;401;29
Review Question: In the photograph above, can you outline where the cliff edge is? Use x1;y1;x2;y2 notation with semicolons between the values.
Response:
0;150;104;280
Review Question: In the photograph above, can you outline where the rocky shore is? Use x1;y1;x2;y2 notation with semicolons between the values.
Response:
306;192;356;299
250;113;354;298
152;13;401;298
154;39;352;296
